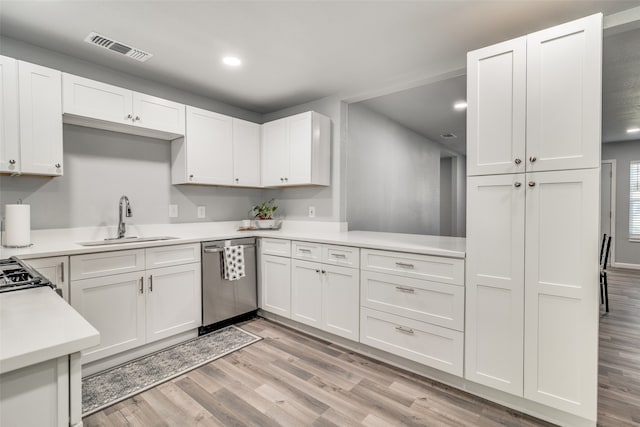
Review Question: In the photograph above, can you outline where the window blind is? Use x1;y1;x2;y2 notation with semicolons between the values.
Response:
631;161;640;238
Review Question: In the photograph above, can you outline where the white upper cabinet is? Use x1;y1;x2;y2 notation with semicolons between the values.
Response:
526;14;602;172
467;37;527;176
232;118;261;187
467;14;601;176
62;73;185;140
0;56;20;174
172;107;262;187
261;111;330;187
18;61;63;176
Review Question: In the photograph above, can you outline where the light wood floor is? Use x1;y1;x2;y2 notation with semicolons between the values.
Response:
84;268;640;427
598;267;640;426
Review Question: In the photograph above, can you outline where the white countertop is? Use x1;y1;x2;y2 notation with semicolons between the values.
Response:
0;221;466;260
0;286;100;374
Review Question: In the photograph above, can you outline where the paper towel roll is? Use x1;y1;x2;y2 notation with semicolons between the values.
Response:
4;204;31;247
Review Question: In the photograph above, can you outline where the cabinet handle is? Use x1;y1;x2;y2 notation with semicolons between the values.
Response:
529;156;537;163
127;114;133;119
395;262;414;269
189;174;194;180
55;163;61;168
332;253;347;258
514;182;522;188
315;269;320;273
235;178;239;183
299;248;312;253
139;277;144;294
60;262;64;282
134;116;141;121
395;286;415;294
395;326;414;335
149;275;153;292
321;270;326;274
285;177;288;182
9;159;16;165
514;158;522;165
528;181;536;187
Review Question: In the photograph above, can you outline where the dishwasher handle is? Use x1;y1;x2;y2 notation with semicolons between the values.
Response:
203;244;256;254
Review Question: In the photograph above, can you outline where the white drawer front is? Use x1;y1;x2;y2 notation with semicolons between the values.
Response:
260;238;291;257
361;271;464;331
70;249;145;280
145;243;201;269
361;249;464;286
292;241;322;261
322;245;360;268
360;307;463;376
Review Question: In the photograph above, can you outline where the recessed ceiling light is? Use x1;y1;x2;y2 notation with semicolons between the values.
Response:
222;56;242;67
453;101;467;110
440;133;457;139
627;127;640;133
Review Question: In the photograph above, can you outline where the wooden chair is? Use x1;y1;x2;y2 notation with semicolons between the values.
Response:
600;235;612;313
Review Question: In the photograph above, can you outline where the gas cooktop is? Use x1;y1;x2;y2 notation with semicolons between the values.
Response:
0;257;54;293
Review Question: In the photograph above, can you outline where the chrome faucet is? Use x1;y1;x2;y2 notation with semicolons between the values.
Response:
117;195;133;238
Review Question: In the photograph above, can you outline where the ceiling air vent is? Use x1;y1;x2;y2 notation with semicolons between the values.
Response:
440;133;457;140
84;32;153;62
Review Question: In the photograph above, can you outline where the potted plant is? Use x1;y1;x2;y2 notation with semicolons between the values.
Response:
249;199;281;229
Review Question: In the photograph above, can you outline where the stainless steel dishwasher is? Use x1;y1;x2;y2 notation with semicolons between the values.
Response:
200;237;257;335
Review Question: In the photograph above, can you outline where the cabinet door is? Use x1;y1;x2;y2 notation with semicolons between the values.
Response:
70;272;146;363
260;254;291;318
467;37;526;176
0;356;69;427
261;119;288;186
291;259;323;328
465;174;525;396
62;73;132;125
146;263;201;343
526;14;602;172
0;56;20;174
18;61;63;176
286;112;313;185
185;106;233;185
233;118;261;187
25;256;69;303
323;264;359;340
523;169;599;419
133;92;185;136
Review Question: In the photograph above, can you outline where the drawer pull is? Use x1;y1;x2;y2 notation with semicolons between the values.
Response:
332;253;347;258
299;248;312;253
395;326;414;335
149;275;153;292
60;262;64;282
139;277;144;294
395;262;415;269
395;286;415;294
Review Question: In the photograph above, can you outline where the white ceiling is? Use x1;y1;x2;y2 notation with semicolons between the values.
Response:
1;1;638;114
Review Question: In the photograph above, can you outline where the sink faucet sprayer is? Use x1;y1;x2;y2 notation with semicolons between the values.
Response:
117;195;133;238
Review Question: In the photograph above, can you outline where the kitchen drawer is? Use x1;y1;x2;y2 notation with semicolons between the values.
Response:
260;238;291;257
360;307;463;376
292;241;322;261
322;245;360;268
360;249;464;286
70;249;145;280
145;243;201;269
361;271;464;331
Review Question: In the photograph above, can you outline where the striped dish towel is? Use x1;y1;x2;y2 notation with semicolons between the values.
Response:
223;245;246;281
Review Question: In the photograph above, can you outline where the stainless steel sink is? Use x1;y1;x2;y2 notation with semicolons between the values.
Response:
77;236;178;246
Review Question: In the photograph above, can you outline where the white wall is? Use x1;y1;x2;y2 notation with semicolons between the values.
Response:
602;140;640;267
0;36;267;230
346;103;451;235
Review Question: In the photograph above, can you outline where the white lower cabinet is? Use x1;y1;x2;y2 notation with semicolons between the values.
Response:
0;356;69;427
25;256;69;302
70;244;201;364
360;308;463;376
291;259;360;340
261;254;292;318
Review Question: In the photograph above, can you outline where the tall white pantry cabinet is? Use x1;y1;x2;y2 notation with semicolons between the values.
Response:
465;13;601;424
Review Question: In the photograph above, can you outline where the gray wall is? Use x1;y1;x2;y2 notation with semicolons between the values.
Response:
0;125;265;229
440;157;453;236
0;36;266;229
602;140;640;267
346;103;463;235
262;95;346;222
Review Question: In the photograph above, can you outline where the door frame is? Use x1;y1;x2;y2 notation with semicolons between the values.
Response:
602;159;616;266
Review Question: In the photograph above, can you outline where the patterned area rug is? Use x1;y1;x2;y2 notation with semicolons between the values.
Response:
82;325;261;416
